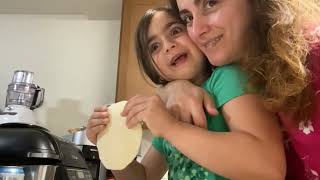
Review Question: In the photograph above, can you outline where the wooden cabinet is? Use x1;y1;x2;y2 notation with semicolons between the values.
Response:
116;0;167;101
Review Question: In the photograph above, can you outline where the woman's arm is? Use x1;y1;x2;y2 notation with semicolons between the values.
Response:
157;80;218;128
162;94;286;180
122;92;286;179
112;146;168;180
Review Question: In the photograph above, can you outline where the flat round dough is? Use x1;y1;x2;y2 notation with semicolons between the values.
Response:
97;101;142;170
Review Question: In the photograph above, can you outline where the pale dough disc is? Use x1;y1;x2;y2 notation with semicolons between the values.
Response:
97;101;142;170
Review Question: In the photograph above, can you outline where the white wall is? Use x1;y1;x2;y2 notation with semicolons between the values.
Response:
0;15;121;136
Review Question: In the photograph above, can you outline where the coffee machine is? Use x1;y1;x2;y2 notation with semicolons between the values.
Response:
0;70;93;180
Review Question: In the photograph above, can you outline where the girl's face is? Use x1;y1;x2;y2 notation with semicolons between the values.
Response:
176;0;254;66
147;11;207;84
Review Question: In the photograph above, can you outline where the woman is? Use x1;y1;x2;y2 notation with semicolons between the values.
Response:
160;0;320;179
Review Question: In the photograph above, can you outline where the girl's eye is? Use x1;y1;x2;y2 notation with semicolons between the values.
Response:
204;0;217;9
149;43;160;53
171;26;184;36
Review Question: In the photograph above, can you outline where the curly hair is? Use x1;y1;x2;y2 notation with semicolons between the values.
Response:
243;0;320;123
168;0;320;123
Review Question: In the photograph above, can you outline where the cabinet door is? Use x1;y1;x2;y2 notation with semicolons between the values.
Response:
116;0;167;101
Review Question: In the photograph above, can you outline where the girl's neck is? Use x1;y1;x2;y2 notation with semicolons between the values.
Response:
191;67;212;86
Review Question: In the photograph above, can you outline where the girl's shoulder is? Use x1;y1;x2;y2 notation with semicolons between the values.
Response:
213;64;241;72
211;64;245;80
206;64;248;90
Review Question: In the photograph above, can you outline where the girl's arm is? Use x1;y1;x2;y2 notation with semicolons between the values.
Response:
112;146;168;180
86;105;168;180
162;94;286;180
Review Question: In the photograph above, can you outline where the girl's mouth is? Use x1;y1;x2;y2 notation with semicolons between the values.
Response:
170;53;188;66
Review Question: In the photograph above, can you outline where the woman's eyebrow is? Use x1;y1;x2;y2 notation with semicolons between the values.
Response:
193;0;201;5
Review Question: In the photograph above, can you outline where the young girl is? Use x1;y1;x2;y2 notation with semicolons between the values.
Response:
87;7;285;180
164;0;320;179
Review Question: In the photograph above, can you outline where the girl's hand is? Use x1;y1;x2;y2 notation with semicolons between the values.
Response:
157;80;218;128
122;95;175;137
86;105;110;144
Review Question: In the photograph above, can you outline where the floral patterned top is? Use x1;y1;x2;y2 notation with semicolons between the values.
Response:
279;43;320;180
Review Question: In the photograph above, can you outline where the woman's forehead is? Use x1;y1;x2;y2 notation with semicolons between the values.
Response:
179;0;202;6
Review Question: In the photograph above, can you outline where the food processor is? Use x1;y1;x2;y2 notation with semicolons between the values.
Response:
0;70;44;125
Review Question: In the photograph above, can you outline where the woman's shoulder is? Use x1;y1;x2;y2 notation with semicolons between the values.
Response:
310;43;320;57
308;25;320;55
307;39;320;75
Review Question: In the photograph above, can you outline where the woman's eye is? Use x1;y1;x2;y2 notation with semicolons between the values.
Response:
204;0;217;9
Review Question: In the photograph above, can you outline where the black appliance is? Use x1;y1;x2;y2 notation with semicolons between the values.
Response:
0;124;93;180
77;145;101;180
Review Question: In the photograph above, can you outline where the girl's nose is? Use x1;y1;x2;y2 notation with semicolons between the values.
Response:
165;43;176;53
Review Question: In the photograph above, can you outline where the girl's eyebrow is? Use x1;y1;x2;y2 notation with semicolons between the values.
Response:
147;20;180;44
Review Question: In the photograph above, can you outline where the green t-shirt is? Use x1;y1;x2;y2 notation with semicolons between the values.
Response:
152;64;247;180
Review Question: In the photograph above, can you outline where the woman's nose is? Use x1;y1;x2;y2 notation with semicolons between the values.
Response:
191;15;210;39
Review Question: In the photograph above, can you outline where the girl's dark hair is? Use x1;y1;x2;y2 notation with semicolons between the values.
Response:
168;0;179;13
135;7;182;86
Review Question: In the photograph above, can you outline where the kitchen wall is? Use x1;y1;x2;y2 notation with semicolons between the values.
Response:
0;15;121;136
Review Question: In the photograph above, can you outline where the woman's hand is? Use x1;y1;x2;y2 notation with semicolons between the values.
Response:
122;95;176;137
86;106;109;144
157;80;218;129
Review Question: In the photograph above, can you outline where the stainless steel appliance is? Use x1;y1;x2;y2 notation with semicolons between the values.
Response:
66;127;107;180
0;124;93;180
78;145;104;180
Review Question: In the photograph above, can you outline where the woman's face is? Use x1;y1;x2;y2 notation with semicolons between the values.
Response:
176;0;254;66
147;11;207;84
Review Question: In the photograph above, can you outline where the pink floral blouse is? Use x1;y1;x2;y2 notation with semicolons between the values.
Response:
279;44;320;180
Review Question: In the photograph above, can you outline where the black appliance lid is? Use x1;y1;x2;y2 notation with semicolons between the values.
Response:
0;123;49;131
0;124;89;169
0;125;59;160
